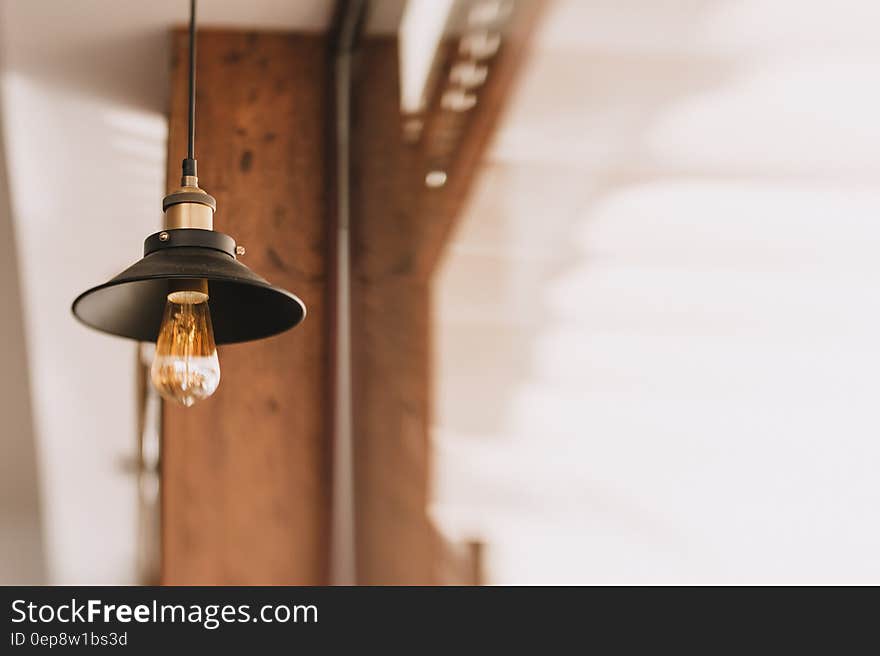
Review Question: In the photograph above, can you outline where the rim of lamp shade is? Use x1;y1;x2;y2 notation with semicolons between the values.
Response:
71;229;306;344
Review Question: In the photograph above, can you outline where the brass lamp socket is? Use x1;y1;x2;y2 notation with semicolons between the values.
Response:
162;175;217;230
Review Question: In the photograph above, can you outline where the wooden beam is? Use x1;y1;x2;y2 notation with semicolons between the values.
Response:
413;3;546;278
350;3;544;584
161;30;332;585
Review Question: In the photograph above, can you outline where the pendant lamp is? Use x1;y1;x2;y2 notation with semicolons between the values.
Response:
71;0;306;406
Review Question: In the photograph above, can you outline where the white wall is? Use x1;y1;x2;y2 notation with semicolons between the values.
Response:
433;0;880;583
0;46;44;584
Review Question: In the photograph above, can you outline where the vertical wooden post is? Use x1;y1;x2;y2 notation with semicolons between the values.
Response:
348;38;437;584
349;1;543;582
161;30;332;585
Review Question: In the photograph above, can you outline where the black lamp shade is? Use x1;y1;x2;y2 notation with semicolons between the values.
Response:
71;229;306;344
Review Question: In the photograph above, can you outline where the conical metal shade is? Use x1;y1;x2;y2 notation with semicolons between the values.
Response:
71;230;305;344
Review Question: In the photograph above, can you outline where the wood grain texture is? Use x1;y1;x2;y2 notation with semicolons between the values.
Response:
412;1;547;278
349;19;540;582
161;30;332;585
349;38;431;584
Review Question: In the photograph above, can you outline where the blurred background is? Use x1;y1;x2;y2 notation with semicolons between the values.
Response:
2;0;880;585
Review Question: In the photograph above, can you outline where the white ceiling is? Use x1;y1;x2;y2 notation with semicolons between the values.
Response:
433;0;880;583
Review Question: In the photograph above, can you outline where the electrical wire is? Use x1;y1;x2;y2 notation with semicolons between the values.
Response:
183;0;197;176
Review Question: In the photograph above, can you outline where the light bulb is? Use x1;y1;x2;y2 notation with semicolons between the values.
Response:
150;288;220;407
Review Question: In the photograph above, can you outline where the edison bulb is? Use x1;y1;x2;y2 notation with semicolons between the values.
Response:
150;289;220;407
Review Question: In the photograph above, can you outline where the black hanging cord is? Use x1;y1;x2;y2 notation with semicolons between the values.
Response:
182;0;198;177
